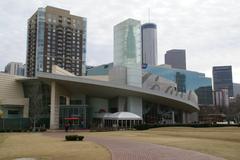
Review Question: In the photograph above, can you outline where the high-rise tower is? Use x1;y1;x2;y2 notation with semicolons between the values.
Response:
26;6;87;77
141;23;158;66
113;18;142;87
213;66;233;97
112;18;142;117
165;49;186;69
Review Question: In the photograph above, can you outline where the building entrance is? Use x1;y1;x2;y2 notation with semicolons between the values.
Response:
59;105;87;129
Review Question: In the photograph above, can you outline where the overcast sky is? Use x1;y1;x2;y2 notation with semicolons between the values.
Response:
0;0;239;82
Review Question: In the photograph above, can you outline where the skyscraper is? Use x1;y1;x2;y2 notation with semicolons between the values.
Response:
165;49;186;69
26;6;87;77
113;18;142;87
113;18;142;117
212;66;233;97
141;23;157;66
4;62;25;76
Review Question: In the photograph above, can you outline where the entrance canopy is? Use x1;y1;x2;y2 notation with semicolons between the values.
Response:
109;112;142;120
95;112;142;120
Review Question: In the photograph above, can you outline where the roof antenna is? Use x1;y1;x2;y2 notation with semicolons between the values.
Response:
148;8;150;23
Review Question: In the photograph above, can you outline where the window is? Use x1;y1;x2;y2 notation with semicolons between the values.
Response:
8;110;19;115
59;96;67;105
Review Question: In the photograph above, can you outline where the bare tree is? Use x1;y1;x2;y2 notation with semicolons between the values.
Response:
24;81;49;131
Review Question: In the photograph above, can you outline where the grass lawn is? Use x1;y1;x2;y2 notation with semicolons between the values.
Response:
1;127;239;160
82;127;240;160
0;133;110;160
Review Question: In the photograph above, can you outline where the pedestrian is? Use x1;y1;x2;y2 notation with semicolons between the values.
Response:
64;123;69;132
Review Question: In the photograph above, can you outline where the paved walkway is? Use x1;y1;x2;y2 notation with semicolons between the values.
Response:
44;132;225;160
86;136;225;160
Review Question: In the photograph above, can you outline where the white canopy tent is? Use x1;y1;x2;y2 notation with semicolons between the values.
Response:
108;112;142;120
95;112;142;129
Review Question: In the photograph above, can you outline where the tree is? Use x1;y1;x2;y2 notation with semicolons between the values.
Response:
225;95;240;123
23;81;50;131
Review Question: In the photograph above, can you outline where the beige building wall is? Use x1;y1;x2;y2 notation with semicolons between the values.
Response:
52;65;75;77
50;81;71;129
0;73;29;118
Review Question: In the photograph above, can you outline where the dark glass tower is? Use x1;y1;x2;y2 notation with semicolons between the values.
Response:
165;49;186;69
212;66;233;97
26;6;87;77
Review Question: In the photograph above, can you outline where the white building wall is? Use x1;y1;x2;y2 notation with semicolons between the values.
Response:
0;73;29;118
127;96;142;117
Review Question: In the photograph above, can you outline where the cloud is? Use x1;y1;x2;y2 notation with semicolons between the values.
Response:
0;0;239;82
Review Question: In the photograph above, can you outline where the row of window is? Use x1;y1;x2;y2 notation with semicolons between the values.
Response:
46;55;82;60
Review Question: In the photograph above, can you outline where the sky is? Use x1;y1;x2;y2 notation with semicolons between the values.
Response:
0;0;239;82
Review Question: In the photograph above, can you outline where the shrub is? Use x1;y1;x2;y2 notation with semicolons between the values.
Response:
12;129;22;132
40;128;47;132
134;123;240;130
65;135;84;141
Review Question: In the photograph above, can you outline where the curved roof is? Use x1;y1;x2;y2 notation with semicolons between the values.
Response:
20;72;199;112
141;23;157;29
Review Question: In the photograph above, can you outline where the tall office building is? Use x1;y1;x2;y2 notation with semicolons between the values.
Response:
112;18;142;117
113;18;142;88
4;62;25;76
141;23;157;66
26;6;87;77
212;66;233;97
165;49;186;69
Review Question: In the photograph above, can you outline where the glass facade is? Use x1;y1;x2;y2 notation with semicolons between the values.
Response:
36;8;46;72
143;101;182;124
59;105;87;129
195;86;213;105
145;66;213;105
82;18;87;75
114;19;142;87
213;66;233;97
175;72;186;92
